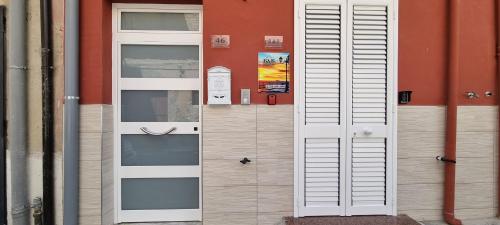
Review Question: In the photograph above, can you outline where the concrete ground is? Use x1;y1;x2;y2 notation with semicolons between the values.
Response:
422;218;500;225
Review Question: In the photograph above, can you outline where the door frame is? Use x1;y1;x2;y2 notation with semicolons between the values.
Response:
293;0;399;217
112;3;204;223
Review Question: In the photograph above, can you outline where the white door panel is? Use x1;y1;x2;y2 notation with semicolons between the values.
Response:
297;0;396;217
346;0;394;215
298;0;347;217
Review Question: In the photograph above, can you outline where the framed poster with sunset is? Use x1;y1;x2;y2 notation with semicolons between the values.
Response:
258;52;290;93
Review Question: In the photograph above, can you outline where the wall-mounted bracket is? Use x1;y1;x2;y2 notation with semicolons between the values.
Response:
436;156;457;164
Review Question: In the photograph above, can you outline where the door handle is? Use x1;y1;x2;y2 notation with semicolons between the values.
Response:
362;128;373;135
140;127;177;136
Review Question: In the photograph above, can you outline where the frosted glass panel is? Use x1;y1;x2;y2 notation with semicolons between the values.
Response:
121;12;199;31
121;90;199;122
122;134;199;166
122;178;199;210
121;45;199;78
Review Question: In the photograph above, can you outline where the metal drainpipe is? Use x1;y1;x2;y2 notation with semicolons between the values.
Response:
63;0;80;224
443;0;462;224
41;0;55;224
496;0;500;219
7;0;30;224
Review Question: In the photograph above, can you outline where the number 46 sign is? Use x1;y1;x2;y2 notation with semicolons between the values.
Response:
211;35;230;48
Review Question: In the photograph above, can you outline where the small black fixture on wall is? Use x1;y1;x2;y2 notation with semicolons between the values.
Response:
240;157;251;164
398;91;413;104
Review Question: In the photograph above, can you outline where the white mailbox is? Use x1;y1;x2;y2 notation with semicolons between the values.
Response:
208;66;231;105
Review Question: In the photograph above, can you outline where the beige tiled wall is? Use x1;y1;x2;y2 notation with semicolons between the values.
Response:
79;105;114;225
397;106;446;221
397;106;498;222
455;106;498;219
102;105;114;225
203;105;294;225
78;104;498;225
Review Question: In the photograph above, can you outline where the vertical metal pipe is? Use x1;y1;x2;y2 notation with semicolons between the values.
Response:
495;0;500;218
0;7;7;225
63;0;80;224
444;0;462;224
41;0;54;224
7;0;30;224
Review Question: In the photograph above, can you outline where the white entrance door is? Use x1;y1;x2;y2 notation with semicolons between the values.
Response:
296;0;397;217
112;4;203;223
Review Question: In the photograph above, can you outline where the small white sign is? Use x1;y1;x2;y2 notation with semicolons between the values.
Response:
211;35;230;48
265;36;284;49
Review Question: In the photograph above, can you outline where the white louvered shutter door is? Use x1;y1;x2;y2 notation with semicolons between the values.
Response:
346;0;395;216
297;0;396;217
298;0;347;216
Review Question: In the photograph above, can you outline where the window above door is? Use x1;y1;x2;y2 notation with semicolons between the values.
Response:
114;4;202;34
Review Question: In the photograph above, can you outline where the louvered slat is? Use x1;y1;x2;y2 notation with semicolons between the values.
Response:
352;5;388;125
305;138;340;207
351;138;386;206
305;4;341;125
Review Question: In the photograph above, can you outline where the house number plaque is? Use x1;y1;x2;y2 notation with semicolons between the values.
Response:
211;35;230;48
265;36;284;49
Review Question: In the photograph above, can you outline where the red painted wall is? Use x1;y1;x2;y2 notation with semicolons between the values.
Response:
203;0;294;104
398;0;497;105
458;0;497;105
114;0;202;3
79;0;498;106
398;0;448;105
80;0;108;104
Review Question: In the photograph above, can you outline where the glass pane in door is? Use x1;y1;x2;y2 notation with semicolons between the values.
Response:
121;178;199;210
121;45;199;78
121;12;199;31
121;90;199;122
121;134;199;166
